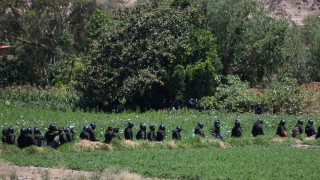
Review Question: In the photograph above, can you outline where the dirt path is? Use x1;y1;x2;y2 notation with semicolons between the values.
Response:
0;161;162;180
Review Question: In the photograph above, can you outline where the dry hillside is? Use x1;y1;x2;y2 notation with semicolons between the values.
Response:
261;0;320;24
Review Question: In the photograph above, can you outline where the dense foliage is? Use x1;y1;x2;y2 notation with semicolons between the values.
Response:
1;0;320;112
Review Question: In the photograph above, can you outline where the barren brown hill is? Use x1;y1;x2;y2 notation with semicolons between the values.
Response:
261;0;320;24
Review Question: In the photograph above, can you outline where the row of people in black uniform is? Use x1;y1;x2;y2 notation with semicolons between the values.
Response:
1;124;75;148
2;119;320;148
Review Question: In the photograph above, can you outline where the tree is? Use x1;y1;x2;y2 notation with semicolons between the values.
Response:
79;1;222;111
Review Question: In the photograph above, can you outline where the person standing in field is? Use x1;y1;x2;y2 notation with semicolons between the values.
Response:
45;124;58;146
124;122;135;140
231;120;242;138
156;124;166;141
112;127;121;140
194;122;205;137
211;120;222;139
89;123;99;142
33;127;44;147
24;127;36;147
276;120;288;137
104;126;113;143
2;126;15;144
80;125;91;140
136;123;147;140
172;126;182;140
305;120;317;137
252;119;264;137
147;125;156;141
291;119;304;138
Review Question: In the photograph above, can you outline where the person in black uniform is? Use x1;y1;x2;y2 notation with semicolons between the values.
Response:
231;120;242;137
89;123;99;142
33;127;44;147
104;126;113;143
255;103;263;115
211;120;222;139
276;120;288;137
1;128;7;143
305;120;316;137
80;125;91;140
172;126;182;140
124;122;135;140
2;126;15;144
194;122;205;137
112;127;121;140
64;127;74;142
156;124;166;141
316;126;320;139
252;119;264;137
58;128;68;145
147;125;156;141
136;123;147;140
17;128;27;148
24;127;36;148
292;119;304;138
45;124;58;146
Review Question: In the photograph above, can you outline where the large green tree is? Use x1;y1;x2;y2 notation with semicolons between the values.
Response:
79;1;222;111
0;0;96;86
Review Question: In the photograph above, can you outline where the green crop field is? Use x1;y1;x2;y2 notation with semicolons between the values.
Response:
1;103;320;179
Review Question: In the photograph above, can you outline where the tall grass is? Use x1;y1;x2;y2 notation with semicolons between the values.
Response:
0;87;82;111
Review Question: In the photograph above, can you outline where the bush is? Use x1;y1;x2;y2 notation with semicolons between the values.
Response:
216;75;263;112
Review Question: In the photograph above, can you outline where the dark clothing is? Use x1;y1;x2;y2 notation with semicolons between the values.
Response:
305;123;316;137
194;126;205;137
276;125;287;137
59;132;68;145
34;133;44;147
104;130;113;143
147;130;156;141
89;130;98;142
255;104;263;114
136;130;146;140
231;126;242;137
45;131;58;146
4;132;15;144
211;126;222;139
112;132;121;140
65;131;74;142
17;134;25;148
1;129;8;143
172;130;181;140
156;130;166;141
23;133;36;148
124;127;133;140
252;122;264;137
80;131;90;140
292;124;304;137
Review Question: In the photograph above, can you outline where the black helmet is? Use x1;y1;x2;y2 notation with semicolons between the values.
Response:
176;126;182;131
140;123;147;130
198;122;204;128
280;120;286;125
235;120;241;126
159;124;166;130
308;119;315;125
257;119;263;124
149;125;156;130
20;128;27;134
214;120;220;127
27;127;33;134
107;126;113;131
83;125;88;131
34;127;41;134
126;122;135;128
64;127;70;132
297;119;304;125
90;123;96;130
48;124;57;131
8;126;15;133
